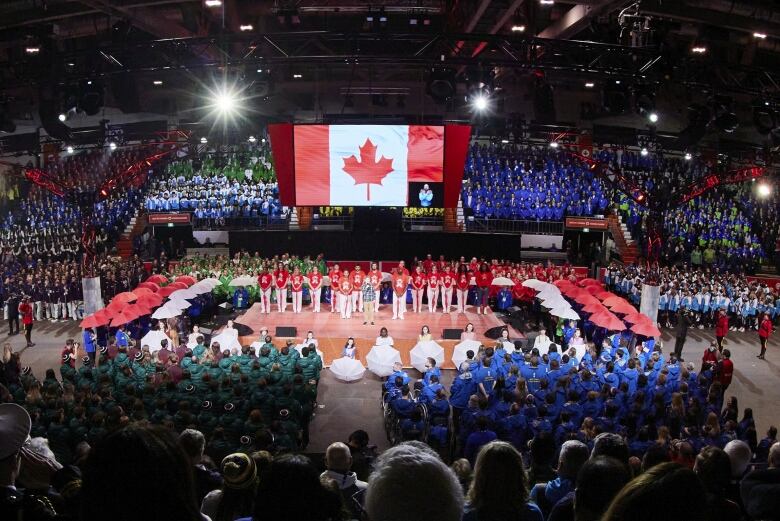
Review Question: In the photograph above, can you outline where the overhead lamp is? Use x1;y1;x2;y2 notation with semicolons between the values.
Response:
200;137;208;144
108;142;117;150
691;45;707;54
66;146;74;154
293;73;302;79
501;139;509;144
511;25;526;32
757;184;771;197
540;0;554;4
640;147;648;156
684;152;692;160
153;80;163;86
204;0;222;7
25;46;40;55
58;113;67;122
240;25;254;31
549;141;559;148
473;94;488;111
753;32;767;39
648;112;659;123
585;82;595;88
248;136;256;143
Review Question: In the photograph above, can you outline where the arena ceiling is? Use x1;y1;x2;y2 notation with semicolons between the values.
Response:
0;1;778;153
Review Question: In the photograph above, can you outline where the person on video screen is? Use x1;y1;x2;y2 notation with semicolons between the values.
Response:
419;184;433;207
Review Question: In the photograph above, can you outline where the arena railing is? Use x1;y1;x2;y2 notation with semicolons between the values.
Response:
464;217;564;235
191;213;291;231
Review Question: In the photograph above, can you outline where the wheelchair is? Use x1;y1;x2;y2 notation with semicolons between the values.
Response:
383;399;429;446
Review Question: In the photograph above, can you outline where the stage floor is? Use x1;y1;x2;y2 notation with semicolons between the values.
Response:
234;303;523;369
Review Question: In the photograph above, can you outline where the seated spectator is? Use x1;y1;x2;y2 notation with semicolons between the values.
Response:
531;440;589;515
320;441;367;519
179;428;224;503
741;442;780;520
548;456;632;521
201;452;264;521
365;442;464;521
693;446;743;521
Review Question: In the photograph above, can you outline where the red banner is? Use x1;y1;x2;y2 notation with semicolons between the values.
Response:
148;213;191;225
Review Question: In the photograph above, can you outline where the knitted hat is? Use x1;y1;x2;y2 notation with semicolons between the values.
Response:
22;366;31;376
220;453;257;490
185;384;195;393
99;346;108;355
134;352;144;361
224;403;235;413
82;356;91;365
201;400;212;410
62;354;71;363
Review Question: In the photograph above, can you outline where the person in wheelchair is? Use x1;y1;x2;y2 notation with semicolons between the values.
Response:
421;374;444;404
421;357;441;386
384;362;410;393
399;409;426;441
383;375;405;403
390;385;417;419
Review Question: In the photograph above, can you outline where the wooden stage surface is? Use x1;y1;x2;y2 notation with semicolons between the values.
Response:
234;303;523;370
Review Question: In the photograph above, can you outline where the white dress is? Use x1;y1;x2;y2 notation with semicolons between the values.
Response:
375;335;394;347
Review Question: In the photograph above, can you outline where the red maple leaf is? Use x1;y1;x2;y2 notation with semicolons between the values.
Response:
342;138;394;201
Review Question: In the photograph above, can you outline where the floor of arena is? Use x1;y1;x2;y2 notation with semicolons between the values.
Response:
15;318;779;453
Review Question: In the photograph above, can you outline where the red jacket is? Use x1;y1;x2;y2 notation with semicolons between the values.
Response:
702;348;718;370
715;314;729;338
19;302;33;325
759;318;773;339
718;358;734;387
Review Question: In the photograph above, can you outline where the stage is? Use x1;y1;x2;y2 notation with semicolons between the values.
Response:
234;303;524;369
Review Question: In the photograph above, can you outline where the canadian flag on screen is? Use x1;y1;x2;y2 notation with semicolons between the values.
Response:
294;125;443;206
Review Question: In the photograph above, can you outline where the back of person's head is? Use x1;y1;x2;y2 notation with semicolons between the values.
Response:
558;440;589;479
724;439;752;478
324;442;352;473
468;441;530;516
81;425;202;521
601;462;706;521
641;443;671;472
217;453;258;521
769;442;780;468
178;428;206;462
693;446;731;495
591;432;630;466
574;456;632;521
252;453;340;521
366;443;463;521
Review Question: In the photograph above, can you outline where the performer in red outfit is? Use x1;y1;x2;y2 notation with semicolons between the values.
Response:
456;265;471;314
391;267;409;320
350;265;366;314
441;266;455;314
328;263;342;314
258;267;274;315
427;265;440;313
274;263;290;313
290;267;305;314
411;265;426;313
308;266;323;313
338;271;354;319
475;263;493;315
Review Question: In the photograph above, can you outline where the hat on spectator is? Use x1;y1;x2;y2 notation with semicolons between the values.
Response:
220;453;257;490
0;403;31;459
62;354;71;363
82;356;91;365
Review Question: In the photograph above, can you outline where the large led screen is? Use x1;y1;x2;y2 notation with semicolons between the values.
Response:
293;124;444;206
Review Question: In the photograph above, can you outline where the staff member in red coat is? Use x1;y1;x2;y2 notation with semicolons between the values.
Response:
328;264;342;314
290;267;305;314
258;267;273;315
274;263;290;313
411;266;426;314
715;308;729;352
758;312;773;360
475;263;493;315
717;349;734;395
308;266;323;313
19;296;34;347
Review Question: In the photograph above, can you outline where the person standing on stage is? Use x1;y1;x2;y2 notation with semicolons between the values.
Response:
398;260;410;276
309;266;323;313
351;265;365;314
329;263;342;314
456;265;471;314
715;308;729;352
290;267;305;314
274;262;290;313
475;263;493;315
411;265;426;313
461;323;476;341
362;278;377;326
391;266;409;320
758;312;773;360
339;270;354;319
368;262;383;311
18;296;34;347
441;265;455;314
258;265;273;315
427;265;441;313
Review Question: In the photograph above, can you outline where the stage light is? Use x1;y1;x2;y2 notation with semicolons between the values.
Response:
261;137;266;143
754;32;767;39
585;82;595;88
66;146;74;154
684;152;692;160
58;113;67;122
200;137;208;144
153;80;163;86
240;25;254;31
758;184;771;197
691;46;707;54
25;46;40;55
473;95;488;111
108;142;117;150
293;73;302;79
248;136;256;143
204;0;221;6
648;112;659;123
640;147;648;156
511;25;526;32
540;0;554;4
501;139;509;144
615;80;621;84
549;141;559;148
210;87;238;116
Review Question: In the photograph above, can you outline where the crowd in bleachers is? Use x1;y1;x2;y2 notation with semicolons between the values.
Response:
461;144;610;221
145;149;286;229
